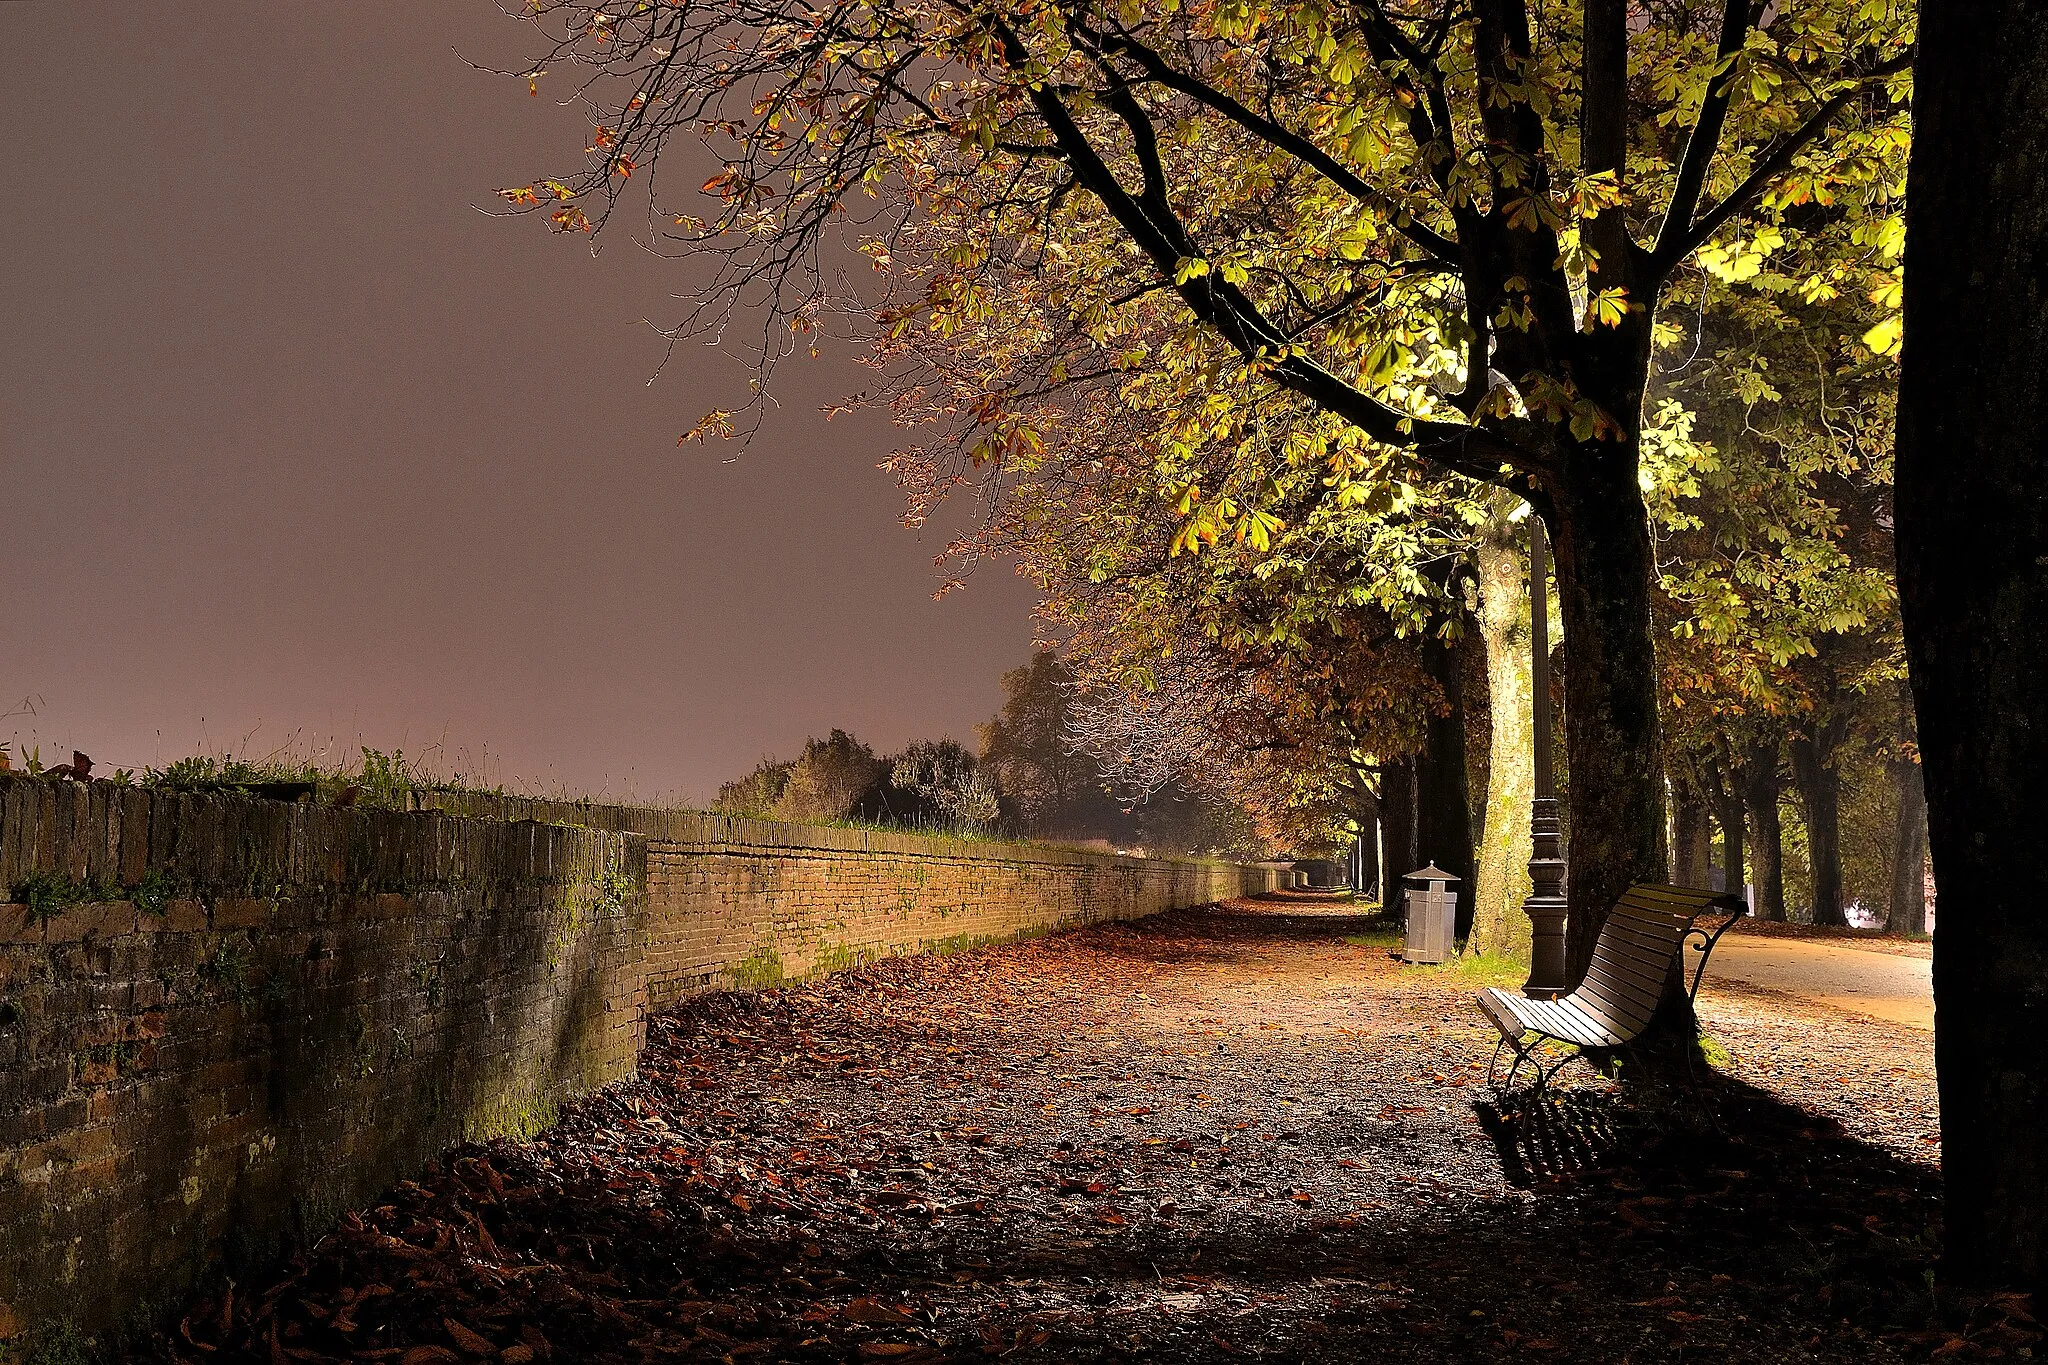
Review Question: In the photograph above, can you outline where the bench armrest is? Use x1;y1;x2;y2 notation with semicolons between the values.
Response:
1476;988;1528;1040
1680;894;1749;1003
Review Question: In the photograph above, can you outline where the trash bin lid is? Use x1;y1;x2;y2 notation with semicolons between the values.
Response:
1403;862;1460;883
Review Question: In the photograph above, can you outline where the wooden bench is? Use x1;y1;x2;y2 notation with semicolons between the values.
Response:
1477;883;1745;1097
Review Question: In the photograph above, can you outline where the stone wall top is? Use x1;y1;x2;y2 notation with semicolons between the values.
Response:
408;790;1241;872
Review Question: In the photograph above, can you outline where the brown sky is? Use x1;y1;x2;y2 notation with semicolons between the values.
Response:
0;0;1040;803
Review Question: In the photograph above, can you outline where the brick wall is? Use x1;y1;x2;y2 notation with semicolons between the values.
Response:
0;775;646;1350
0;782;1274;1350
638;821;1267;1007
410;795;1279;1009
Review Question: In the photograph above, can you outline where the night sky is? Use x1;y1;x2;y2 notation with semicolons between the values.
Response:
0;1;1039;803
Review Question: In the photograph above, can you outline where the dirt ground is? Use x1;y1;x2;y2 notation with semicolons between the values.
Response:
135;895;2033;1364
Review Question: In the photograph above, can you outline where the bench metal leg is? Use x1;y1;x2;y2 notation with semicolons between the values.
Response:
1487;1036;1514;1090
1490;1034;1589;1110
1527;1045;1584;1103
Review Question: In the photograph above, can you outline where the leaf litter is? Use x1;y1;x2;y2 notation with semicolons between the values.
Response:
126;896;2027;1362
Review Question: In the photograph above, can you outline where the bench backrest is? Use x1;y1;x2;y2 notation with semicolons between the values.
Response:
1571;884;1734;1039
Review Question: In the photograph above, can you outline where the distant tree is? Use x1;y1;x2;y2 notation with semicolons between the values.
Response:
715;759;793;819
776;730;888;824
890;739;1001;831
978;655;1108;836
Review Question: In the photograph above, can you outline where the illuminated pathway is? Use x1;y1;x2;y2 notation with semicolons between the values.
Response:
135;897;1965;1363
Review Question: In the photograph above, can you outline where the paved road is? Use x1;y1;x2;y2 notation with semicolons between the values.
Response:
1701;932;1933;1031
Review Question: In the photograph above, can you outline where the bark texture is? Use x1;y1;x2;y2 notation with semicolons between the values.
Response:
1701;749;1746;898
1789;732;1847;927
1542;446;1671;980
1896;0;2048;1289
1742;737;1786;922
1470;498;1536;960
1670;791;1711;890
1357;814;1381;903
1379;763;1417;911
1888;757;1928;936
1716;803;1745;899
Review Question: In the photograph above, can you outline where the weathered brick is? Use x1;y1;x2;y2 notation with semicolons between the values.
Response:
159;899;207;933
211;898;271;930
0;904;33;944
43;900;134;943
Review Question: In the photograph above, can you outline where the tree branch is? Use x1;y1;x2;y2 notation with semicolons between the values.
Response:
1650;48;1915;279
1085;22;1464;265
1650;0;1754;268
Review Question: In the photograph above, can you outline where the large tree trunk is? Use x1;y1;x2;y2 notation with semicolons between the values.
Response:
1789;732;1847;927
1469;494;1535;960
1542;450;1670;981
1742;737;1787;922
1715;796;1745;898
1379;762;1417;914
1671;789;1711;889
1357;809;1381;903
1701;747;1746;897
1418;629;1478;938
1896;0;2048;1289
1888;756;1928;935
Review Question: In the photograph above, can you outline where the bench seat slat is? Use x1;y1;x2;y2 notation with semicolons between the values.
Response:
1593;929;1689;975
1590;939;1675;981
1596;916;1686;947
1618;883;1724;906
1578;978;1657;1027
1620;883;1724;904
1572;982;1654;1035
1545;1000;1623;1047
1478;990;1624;1047
1597;915;1690;949
1572;981;1654;1035
1586;950;1674;1002
1580;966;1659;1017
1587;943;1674;992
1563;991;1634;1040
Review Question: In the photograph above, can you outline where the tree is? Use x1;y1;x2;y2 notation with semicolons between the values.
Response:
1894;1;2048;1290
1646;270;1907;925
716;758;794;818
1467;491;1536;959
978;653;1109;834
505;0;1913;978
1741;734;1788;920
1884;684;1927;934
891;738;1002;830
776;730;889;823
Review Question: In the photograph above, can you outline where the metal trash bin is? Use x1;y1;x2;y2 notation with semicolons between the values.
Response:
1402;863;1460;964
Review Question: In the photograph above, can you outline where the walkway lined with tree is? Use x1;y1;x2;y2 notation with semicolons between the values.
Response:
136;897;1992;1364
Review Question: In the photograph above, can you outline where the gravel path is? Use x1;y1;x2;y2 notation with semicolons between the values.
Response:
137;896;2022;1364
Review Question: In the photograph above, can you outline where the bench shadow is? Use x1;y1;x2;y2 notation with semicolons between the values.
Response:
1473;1084;1644;1185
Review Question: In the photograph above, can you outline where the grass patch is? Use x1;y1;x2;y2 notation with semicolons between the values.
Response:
1449;950;1530;987
1343;921;1404;951
1341;925;1528;986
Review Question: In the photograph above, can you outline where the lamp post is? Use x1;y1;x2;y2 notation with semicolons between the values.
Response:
1522;516;1571;998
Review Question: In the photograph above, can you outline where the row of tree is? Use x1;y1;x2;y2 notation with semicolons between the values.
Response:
710;656;1263;855
494;0;2046;1288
